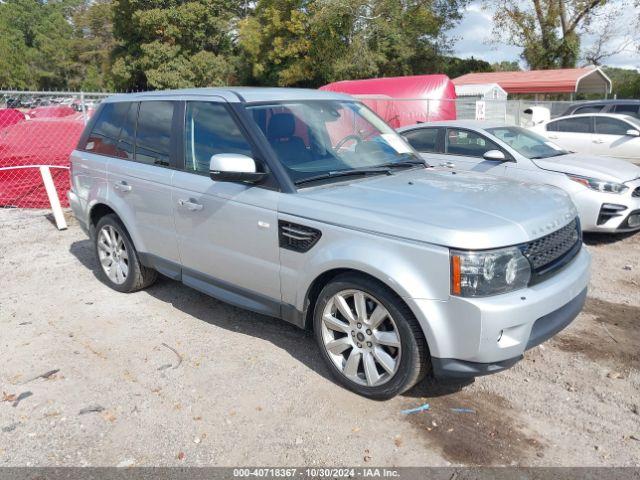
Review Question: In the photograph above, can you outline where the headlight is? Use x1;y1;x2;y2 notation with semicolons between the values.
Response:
450;247;531;297
567;174;628;194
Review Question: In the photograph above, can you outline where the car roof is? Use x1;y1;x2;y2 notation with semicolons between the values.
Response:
397;120;509;131
568;99;640;107
103;87;353;104
548;112;638;123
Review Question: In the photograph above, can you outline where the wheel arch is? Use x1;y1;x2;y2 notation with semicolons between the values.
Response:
87;201;144;252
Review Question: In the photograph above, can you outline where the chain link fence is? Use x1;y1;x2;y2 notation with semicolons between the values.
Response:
0;91;109;211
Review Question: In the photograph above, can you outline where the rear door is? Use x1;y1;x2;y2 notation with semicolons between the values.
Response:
171;100;282;313
439;127;509;175
544;116;593;152
107;101;181;270
592;116;640;160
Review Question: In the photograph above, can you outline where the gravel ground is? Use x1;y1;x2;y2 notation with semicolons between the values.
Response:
0;208;638;467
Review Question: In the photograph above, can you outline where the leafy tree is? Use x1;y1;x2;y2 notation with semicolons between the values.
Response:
111;0;241;90
442;56;493;78
488;0;612;69
603;67;640;98
491;60;521;71
239;0;469;87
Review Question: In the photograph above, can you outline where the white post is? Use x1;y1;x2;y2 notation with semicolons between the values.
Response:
80;91;87;125
40;166;67;230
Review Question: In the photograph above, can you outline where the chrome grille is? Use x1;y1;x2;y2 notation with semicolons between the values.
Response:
522;218;581;273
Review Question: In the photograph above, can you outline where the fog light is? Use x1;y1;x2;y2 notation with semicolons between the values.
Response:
628;214;640;228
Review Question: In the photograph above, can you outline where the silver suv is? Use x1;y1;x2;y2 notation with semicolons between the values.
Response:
68;88;591;399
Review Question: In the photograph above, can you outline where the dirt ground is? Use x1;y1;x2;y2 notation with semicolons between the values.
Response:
0;208;638;467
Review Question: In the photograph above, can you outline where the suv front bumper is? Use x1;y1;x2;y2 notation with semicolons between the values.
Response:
408;247;591;379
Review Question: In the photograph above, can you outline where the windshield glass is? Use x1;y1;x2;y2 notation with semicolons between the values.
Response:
245;100;422;185
486;126;570;159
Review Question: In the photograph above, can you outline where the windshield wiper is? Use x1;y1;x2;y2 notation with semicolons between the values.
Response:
294;168;392;186
375;159;427;169
530;152;570;159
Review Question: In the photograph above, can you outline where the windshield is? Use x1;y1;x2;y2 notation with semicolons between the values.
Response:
486;126;570;159
245;100;423;185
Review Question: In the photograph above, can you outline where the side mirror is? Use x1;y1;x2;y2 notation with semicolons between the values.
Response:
625;129;640;137
483;150;507;161
209;154;267;183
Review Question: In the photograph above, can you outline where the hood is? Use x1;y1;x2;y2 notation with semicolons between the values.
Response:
533;153;640;183
279;168;577;250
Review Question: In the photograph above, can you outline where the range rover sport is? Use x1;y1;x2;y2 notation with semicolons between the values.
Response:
68;88;591;399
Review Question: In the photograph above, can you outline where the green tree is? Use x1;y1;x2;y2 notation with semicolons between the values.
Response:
111;0;241;90
491;60;521;71
442;56;493;78
239;0;469;88
604;67;640;98
488;0;611;69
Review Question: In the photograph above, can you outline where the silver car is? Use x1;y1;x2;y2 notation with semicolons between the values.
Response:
399;120;640;233
68;88;590;399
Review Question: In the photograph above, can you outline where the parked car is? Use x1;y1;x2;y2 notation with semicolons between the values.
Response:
398;120;640;233
530;113;640;164
560;99;640;119
68;88;590;399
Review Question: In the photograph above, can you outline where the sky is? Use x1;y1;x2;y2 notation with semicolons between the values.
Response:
450;2;640;70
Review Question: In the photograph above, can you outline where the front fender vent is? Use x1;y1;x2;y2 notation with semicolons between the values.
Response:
279;221;321;253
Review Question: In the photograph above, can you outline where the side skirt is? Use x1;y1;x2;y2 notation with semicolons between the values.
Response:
138;253;304;328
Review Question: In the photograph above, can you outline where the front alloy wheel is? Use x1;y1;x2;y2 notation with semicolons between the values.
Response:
314;274;429;399
321;289;401;387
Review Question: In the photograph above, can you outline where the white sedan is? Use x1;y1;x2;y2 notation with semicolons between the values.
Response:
530;113;640;164
398;120;640;233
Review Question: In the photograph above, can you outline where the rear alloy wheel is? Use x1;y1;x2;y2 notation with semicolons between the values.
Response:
97;225;129;285
93;214;157;293
314;274;429;399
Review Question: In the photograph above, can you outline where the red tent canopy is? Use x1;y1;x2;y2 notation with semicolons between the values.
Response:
0;117;84;207
0;108;26;128
27;105;76;119
320;74;457;127
453;67;612;95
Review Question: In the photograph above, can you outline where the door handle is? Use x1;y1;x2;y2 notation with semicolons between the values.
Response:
114;181;132;192
178;198;203;211
548;135;559;139
439;161;455;168
593;139;605;144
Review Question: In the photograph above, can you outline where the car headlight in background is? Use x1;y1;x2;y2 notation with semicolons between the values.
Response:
567;174;628;194
450;247;531;297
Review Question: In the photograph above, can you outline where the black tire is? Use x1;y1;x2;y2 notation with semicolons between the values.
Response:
93;214;157;293
313;273;430;400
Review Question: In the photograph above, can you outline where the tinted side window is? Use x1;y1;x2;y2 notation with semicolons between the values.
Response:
552;117;592;133
116;102;137;160
594;117;630;136
403;128;439;152
184;102;253;175
445;129;501;157
612;104;640;117
574;105;603;114
85;102;130;156
136;101;174;166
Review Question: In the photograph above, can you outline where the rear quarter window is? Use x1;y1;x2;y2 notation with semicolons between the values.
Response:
84;102;131;156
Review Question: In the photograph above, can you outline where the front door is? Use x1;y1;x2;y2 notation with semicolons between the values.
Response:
592;116;640;161
440;128;508;176
171;100;281;315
